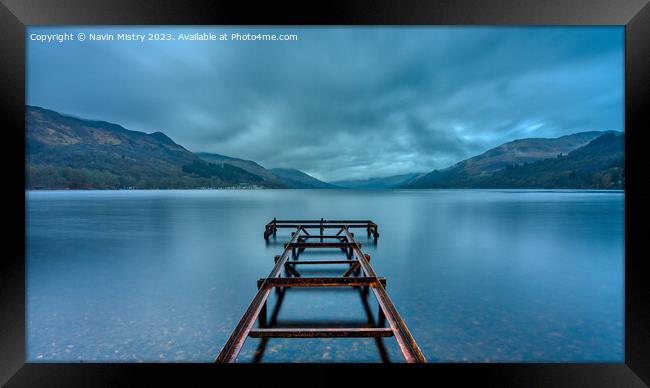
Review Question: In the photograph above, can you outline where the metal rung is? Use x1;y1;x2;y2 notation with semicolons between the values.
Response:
272;220;374;224
286;260;356;265
273;224;371;228
261;277;385;288
249;327;394;338
301;235;349;239
286;242;359;248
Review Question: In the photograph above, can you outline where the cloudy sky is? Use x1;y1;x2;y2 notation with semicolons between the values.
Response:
27;26;623;181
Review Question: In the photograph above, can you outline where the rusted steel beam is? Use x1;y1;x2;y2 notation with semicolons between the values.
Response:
262;276;385;288
286;242;360;248
341;227;426;363
270;224;371;229
301;235;348;239
286;260;357;265
249;328;394;338
215;227;304;363
270;220;373;224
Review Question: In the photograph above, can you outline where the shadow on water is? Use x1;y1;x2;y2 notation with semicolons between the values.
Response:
252;286;390;363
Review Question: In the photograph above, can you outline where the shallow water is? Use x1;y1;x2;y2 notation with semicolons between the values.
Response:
26;189;624;362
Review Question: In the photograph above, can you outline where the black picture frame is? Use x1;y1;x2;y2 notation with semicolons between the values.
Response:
1;0;648;386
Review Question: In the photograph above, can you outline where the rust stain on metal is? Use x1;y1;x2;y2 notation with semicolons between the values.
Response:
215;219;426;363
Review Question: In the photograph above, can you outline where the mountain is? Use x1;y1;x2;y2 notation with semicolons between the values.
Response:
269;168;336;188
26;106;278;189
197;153;333;189
476;132;624;189
331;172;426;189
196;152;288;187
405;131;615;188
403;132;623;189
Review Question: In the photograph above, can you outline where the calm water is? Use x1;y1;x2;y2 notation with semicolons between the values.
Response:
26;189;624;362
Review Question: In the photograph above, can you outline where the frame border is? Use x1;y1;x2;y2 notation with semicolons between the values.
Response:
1;0;648;386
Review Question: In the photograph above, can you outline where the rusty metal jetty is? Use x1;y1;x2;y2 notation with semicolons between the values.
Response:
215;219;426;363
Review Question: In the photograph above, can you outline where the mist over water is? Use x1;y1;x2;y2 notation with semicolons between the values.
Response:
26;189;624;362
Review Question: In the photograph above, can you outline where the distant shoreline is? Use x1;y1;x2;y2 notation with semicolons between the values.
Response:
25;187;625;192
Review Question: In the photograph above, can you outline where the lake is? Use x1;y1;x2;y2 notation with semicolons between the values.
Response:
26;189;624;362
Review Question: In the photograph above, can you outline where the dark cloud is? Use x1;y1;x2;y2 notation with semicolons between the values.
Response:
27;26;624;181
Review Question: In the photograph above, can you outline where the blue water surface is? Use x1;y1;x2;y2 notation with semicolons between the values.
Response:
26;189;624;362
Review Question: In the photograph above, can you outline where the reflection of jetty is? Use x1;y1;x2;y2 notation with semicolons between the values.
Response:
215;219;426;363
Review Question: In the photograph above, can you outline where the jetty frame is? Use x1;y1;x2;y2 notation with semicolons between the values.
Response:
215;219;426;363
